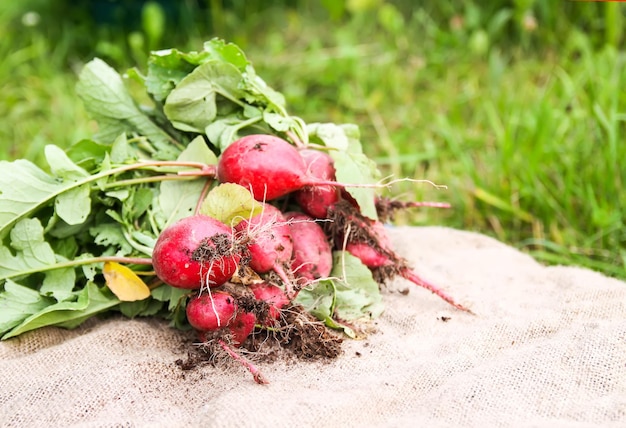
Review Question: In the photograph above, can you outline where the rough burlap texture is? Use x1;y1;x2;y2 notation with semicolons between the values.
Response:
1;226;625;428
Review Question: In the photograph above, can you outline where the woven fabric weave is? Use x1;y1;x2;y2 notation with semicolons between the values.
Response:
1;226;624;428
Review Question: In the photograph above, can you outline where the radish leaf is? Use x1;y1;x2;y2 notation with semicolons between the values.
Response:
163;61;245;133
332;251;384;321
200;183;263;227
0;159;64;237
308;123;380;219
103;261;151;302
77;58;175;156
1;283;119;340
296;251;382;337
157;136;217;227
0;280;52;335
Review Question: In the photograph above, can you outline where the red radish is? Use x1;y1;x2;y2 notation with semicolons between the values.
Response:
186;291;237;331
228;311;257;346
285;212;333;283
294;149;339;218
345;220;473;313
217;134;375;201
234;203;294;289
152;215;241;289
249;282;289;324
344;220;394;268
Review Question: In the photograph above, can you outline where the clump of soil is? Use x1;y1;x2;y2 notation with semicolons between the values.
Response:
175;303;343;372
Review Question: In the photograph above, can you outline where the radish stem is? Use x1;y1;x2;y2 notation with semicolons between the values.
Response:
218;339;269;384
401;269;474;314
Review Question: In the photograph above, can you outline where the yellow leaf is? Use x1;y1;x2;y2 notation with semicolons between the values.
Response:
103;262;151;302
200;183;264;227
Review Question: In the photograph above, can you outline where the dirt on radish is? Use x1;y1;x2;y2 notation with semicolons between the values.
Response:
175;302;344;372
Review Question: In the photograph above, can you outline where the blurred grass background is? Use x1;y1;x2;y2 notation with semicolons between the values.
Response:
1;0;624;279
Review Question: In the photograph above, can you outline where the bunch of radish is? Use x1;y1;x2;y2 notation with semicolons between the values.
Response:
151;133;471;384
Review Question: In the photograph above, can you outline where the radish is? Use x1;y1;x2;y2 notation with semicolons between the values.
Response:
234;203;294;290
344;219;473;313
228;310;257;346
217;134;373;201
186;291;237;331
249;282;289;325
152;215;242;289
294;149;339;218
285;212;333;283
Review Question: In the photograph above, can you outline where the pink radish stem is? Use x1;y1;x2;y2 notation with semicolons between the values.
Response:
400;269;474;314
217;339;269;385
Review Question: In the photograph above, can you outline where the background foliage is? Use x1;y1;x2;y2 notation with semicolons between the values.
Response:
1;0;625;279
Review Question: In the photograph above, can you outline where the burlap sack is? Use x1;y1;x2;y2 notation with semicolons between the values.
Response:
1;226;625;427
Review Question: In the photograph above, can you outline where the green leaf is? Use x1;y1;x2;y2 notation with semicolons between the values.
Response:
309;123;381;219
151;284;189;312
205;115;263;151
331;251;384;320
45;145;90;181
0;218;78;303
163;60;245;133
2;283;120;340
118;298;164;318
122;187;154;223
151;284;190;329
0;218;57;281
110;133;137;164
145;48;211;102
0;145;103;236
199;183;264;227
263;111;297;132
54;184;92;226
65;139;109;172
296;250;382;337
157;136;217;227
0;280;53;336
76;58;173;153
89;222;134;256
40;267;76;302
0;158;64;237
295;279;336;325
241;66;287;109
203;38;250;72
44;145;93;226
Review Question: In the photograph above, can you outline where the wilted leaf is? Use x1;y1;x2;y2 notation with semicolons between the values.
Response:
103;262;151;302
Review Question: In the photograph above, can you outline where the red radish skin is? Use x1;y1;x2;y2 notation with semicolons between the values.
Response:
295;149;339;218
285;212;333;283
345;221;473;313
152;215;241;289
234;203;294;292
217;134;308;200
217;134;376;201
249;282;289;324
228;311;257;346
186;291;237;331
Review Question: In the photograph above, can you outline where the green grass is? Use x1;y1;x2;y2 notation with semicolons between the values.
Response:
1;1;624;279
